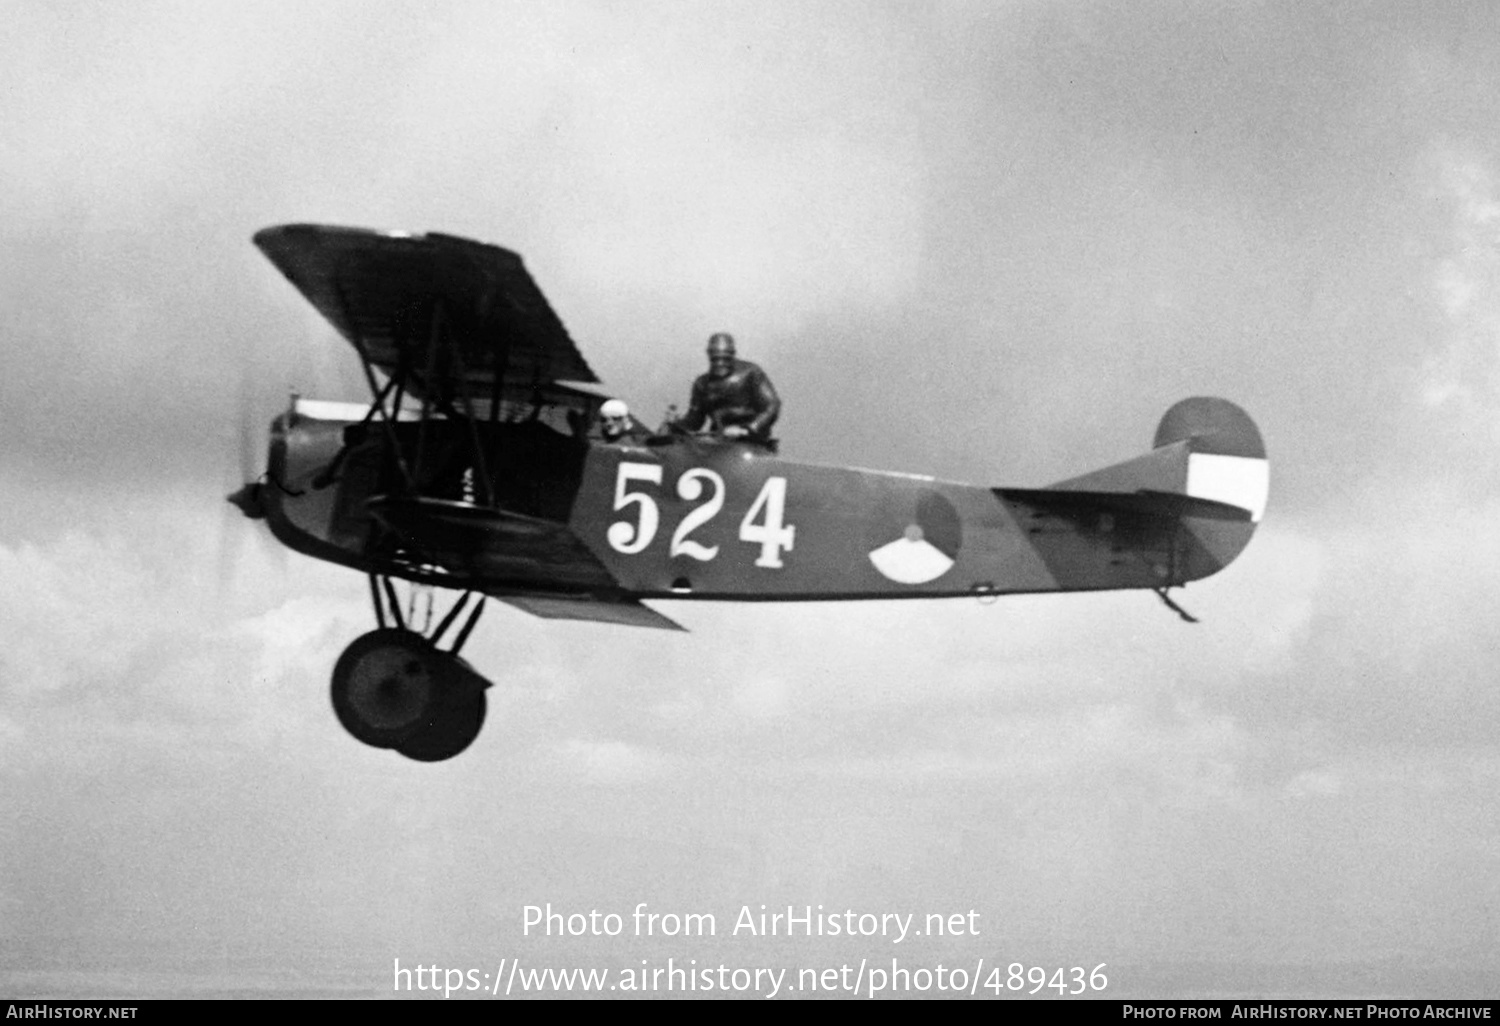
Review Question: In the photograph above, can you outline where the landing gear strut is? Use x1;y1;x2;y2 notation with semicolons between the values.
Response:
330;577;493;761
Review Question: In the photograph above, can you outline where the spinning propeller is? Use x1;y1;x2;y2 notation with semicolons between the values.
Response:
218;368;284;596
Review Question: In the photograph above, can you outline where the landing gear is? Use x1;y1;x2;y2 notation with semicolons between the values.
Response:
330;577;493;761
332;628;440;748
395;658;488;762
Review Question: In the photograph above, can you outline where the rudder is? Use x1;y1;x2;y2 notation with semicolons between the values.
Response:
1029;396;1268;587
1154;397;1268;524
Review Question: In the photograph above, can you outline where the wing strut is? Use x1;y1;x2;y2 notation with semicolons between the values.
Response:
313;376;400;490
382;576;407;631
362;575;492;655
488;319;510;426
369;574;387;630
336;282;415;490
443;328;497;508
413;300;444;489
429;590;475;648
449;597;487;656
401;301;498;508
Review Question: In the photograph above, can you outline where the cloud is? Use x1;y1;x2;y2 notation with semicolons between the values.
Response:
550;737;682;784
1420;147;1500;437
380;3;931;346
0;488;368;771
1283;768;1342;799
7;0;1500;990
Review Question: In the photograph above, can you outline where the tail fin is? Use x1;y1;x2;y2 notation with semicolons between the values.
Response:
999;398;1267;587
1154;397;1268;520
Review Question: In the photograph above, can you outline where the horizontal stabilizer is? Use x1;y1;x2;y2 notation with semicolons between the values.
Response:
497;594;686;631
996;488;1254;522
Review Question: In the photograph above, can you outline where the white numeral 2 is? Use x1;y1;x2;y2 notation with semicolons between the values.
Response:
670;468;724;561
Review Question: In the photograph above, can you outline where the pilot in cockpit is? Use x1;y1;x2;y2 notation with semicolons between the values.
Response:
671;332;780;443
598;398;648;444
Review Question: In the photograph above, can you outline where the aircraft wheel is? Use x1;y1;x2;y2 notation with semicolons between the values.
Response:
397;693;487;762
331;628;441;748
396;654;492;763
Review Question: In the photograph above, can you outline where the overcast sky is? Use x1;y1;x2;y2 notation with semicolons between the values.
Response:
3;0;1499;1000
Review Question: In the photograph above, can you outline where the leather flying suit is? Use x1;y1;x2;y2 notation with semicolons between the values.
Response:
680;358;781;440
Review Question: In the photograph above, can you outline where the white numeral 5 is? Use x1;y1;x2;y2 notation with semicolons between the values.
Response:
606;463;663;554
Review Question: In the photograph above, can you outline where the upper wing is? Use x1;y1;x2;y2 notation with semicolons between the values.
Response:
253;224;598;408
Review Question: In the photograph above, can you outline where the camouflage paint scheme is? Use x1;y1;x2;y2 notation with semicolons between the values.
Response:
242;224;1267;758
250;224;1265;632
262;396;1263;622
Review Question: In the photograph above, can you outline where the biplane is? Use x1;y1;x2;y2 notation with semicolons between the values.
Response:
231;224;1269;762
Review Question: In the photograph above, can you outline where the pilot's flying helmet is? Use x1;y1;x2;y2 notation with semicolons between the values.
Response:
600;398;630;434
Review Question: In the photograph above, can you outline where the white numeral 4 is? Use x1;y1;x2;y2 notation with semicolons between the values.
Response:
740;477;795;568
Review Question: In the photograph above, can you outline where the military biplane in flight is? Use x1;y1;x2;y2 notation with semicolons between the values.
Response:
231;224;1268;762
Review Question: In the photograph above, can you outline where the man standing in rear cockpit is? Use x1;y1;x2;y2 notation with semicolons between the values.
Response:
672;332;780;443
